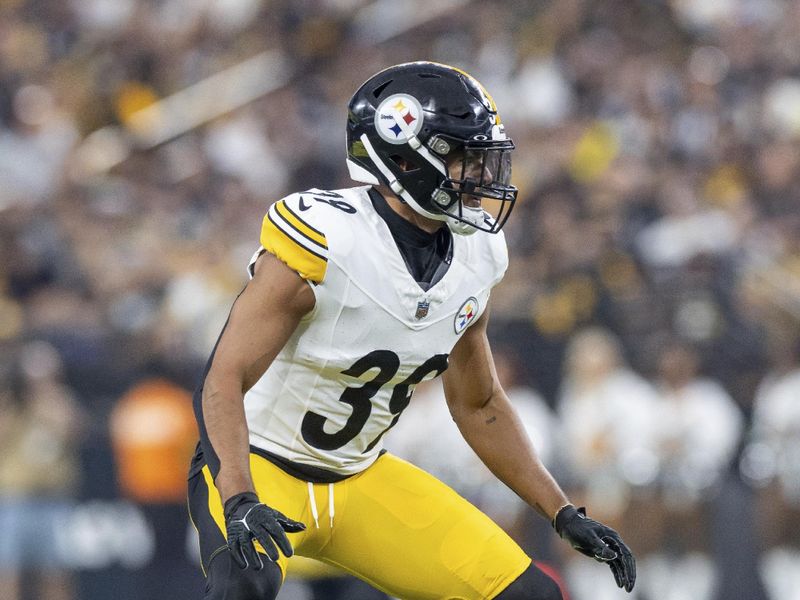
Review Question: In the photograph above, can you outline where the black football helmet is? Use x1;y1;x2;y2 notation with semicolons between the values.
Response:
346;62;517;235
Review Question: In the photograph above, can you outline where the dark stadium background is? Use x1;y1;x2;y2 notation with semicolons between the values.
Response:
1;1;799;599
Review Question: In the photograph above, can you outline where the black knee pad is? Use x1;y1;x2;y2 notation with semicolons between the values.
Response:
204;549;282;600
493;562;563;600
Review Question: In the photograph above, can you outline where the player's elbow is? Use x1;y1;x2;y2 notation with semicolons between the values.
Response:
203;362;247;403
447;391;500;433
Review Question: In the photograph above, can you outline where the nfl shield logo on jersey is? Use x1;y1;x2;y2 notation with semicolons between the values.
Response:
415;299;430;320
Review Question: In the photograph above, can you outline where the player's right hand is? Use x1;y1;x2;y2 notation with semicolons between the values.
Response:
224;491;306;570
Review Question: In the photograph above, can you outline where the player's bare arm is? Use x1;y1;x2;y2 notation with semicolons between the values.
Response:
443;304;636;592
200;251;314;568
203;251;315;502
442;304;569;521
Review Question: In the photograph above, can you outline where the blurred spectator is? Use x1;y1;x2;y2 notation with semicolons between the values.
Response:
745;338;800;600
557;327;659;600
748;339;800;512
558;327;660;514
0;342;84;600
0;84;79;210
109;378;201;600
110;378;197;504
637;341;743;600
635;178;740;270
654;341;743;508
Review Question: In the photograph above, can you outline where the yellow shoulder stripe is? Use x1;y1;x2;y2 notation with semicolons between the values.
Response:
260;212;327;284
274;200;328;250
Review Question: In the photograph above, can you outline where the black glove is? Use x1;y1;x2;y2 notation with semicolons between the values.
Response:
554;505;636;593
224;492;306;570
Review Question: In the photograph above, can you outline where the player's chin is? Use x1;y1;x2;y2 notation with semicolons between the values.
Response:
461;195;481;209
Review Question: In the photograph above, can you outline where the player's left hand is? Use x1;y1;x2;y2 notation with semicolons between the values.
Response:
553;504;636;592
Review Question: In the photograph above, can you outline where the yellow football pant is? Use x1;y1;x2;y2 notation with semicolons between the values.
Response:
192;451;531;600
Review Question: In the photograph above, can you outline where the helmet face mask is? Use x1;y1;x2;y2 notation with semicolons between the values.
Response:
346;62;518;235
432;136;516;234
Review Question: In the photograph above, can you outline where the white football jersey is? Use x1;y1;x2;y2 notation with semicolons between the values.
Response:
243;186;508;476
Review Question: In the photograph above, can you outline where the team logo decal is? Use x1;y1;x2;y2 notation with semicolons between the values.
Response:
374;93;424;145
454;297;479;334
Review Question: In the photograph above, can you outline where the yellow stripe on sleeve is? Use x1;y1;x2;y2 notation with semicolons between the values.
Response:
260;212;327;284
274;201;328;250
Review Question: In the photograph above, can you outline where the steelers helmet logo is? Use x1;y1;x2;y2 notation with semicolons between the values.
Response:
374;93;424;145
454;297;479;334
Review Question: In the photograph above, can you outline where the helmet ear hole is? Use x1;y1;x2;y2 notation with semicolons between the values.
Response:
389;155;420;173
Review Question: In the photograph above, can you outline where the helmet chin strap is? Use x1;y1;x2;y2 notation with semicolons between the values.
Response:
359;134;445;222
444;204;484;236
359;133;484;235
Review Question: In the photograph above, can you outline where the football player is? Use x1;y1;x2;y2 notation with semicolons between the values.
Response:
187;62;636;600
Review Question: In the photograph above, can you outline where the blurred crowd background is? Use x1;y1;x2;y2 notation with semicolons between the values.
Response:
1;0;800;599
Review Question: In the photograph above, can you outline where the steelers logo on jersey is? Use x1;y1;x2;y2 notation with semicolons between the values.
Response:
454;297;479;334
374;94;424;145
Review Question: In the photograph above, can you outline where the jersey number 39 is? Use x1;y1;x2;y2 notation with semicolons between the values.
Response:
300;350;449;452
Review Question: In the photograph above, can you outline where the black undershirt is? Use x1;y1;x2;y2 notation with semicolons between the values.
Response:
368;189;452;291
